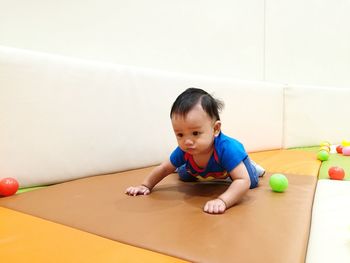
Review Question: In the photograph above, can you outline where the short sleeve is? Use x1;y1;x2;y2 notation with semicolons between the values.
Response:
216;136;248;173
170;147;186;168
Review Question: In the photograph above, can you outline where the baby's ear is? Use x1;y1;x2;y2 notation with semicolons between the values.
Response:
214;121;221;137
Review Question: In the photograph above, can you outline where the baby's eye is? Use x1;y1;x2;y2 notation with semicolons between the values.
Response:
192;131;200;136
176;133;183;138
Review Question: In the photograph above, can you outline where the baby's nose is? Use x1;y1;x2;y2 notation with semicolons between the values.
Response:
185;138;193;145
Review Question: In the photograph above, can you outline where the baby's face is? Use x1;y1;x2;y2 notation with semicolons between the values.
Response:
171;103;220;156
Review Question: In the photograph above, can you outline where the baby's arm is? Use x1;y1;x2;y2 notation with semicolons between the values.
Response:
203;161;250;214
125;159;176;196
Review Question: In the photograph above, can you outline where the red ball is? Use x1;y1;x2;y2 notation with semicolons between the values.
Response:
328;166;345;180
336;145;343;154
0;177;19;197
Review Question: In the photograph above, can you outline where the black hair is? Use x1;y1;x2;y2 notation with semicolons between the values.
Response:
170;87;224;121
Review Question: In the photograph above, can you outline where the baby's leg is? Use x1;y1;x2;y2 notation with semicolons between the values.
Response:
250;159;265;177
243;157;265;189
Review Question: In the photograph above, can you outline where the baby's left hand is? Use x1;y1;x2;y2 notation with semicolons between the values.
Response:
203;198;226;214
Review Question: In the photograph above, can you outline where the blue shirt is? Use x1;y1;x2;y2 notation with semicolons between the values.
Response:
170;132;248;181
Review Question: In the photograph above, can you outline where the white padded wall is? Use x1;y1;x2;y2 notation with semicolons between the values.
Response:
266;0;350;88
2;1;350;88
0;46;177;187
199;79;284;152
0;46;283;187
0;0;264;81
283;85;350;148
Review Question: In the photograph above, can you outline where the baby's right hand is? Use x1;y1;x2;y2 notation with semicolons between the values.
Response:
125;185;151;196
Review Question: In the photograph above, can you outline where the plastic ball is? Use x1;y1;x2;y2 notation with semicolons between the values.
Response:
0;177;19;197
317;150;329;161
328;166;345;180
269;173;288;192
342;146;350;156
320;145;330;152
341;140;350;147
336;145;343;154
320;141;331;147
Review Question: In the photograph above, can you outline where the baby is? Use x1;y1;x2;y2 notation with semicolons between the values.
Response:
125;88;264;214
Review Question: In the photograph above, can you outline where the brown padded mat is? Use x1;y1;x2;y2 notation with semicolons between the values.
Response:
0;167;316;263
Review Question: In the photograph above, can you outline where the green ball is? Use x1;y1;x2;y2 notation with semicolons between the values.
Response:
317;150;329;161
269;173;288;192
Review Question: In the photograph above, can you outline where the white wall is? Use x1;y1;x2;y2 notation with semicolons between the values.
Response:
0;0;264;80
265;0;350;88
0;0;350;87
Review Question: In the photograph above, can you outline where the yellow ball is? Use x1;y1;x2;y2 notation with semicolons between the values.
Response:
341;140;350;147
320;145;330;152
320;141;331;147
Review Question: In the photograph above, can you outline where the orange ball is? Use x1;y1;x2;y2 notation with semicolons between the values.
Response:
336;145;343;154
0;177;19;197
328;167;345;180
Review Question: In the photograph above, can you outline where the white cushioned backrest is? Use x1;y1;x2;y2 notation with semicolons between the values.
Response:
283;85;350;148
202;80;284;152
0;46;283;187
